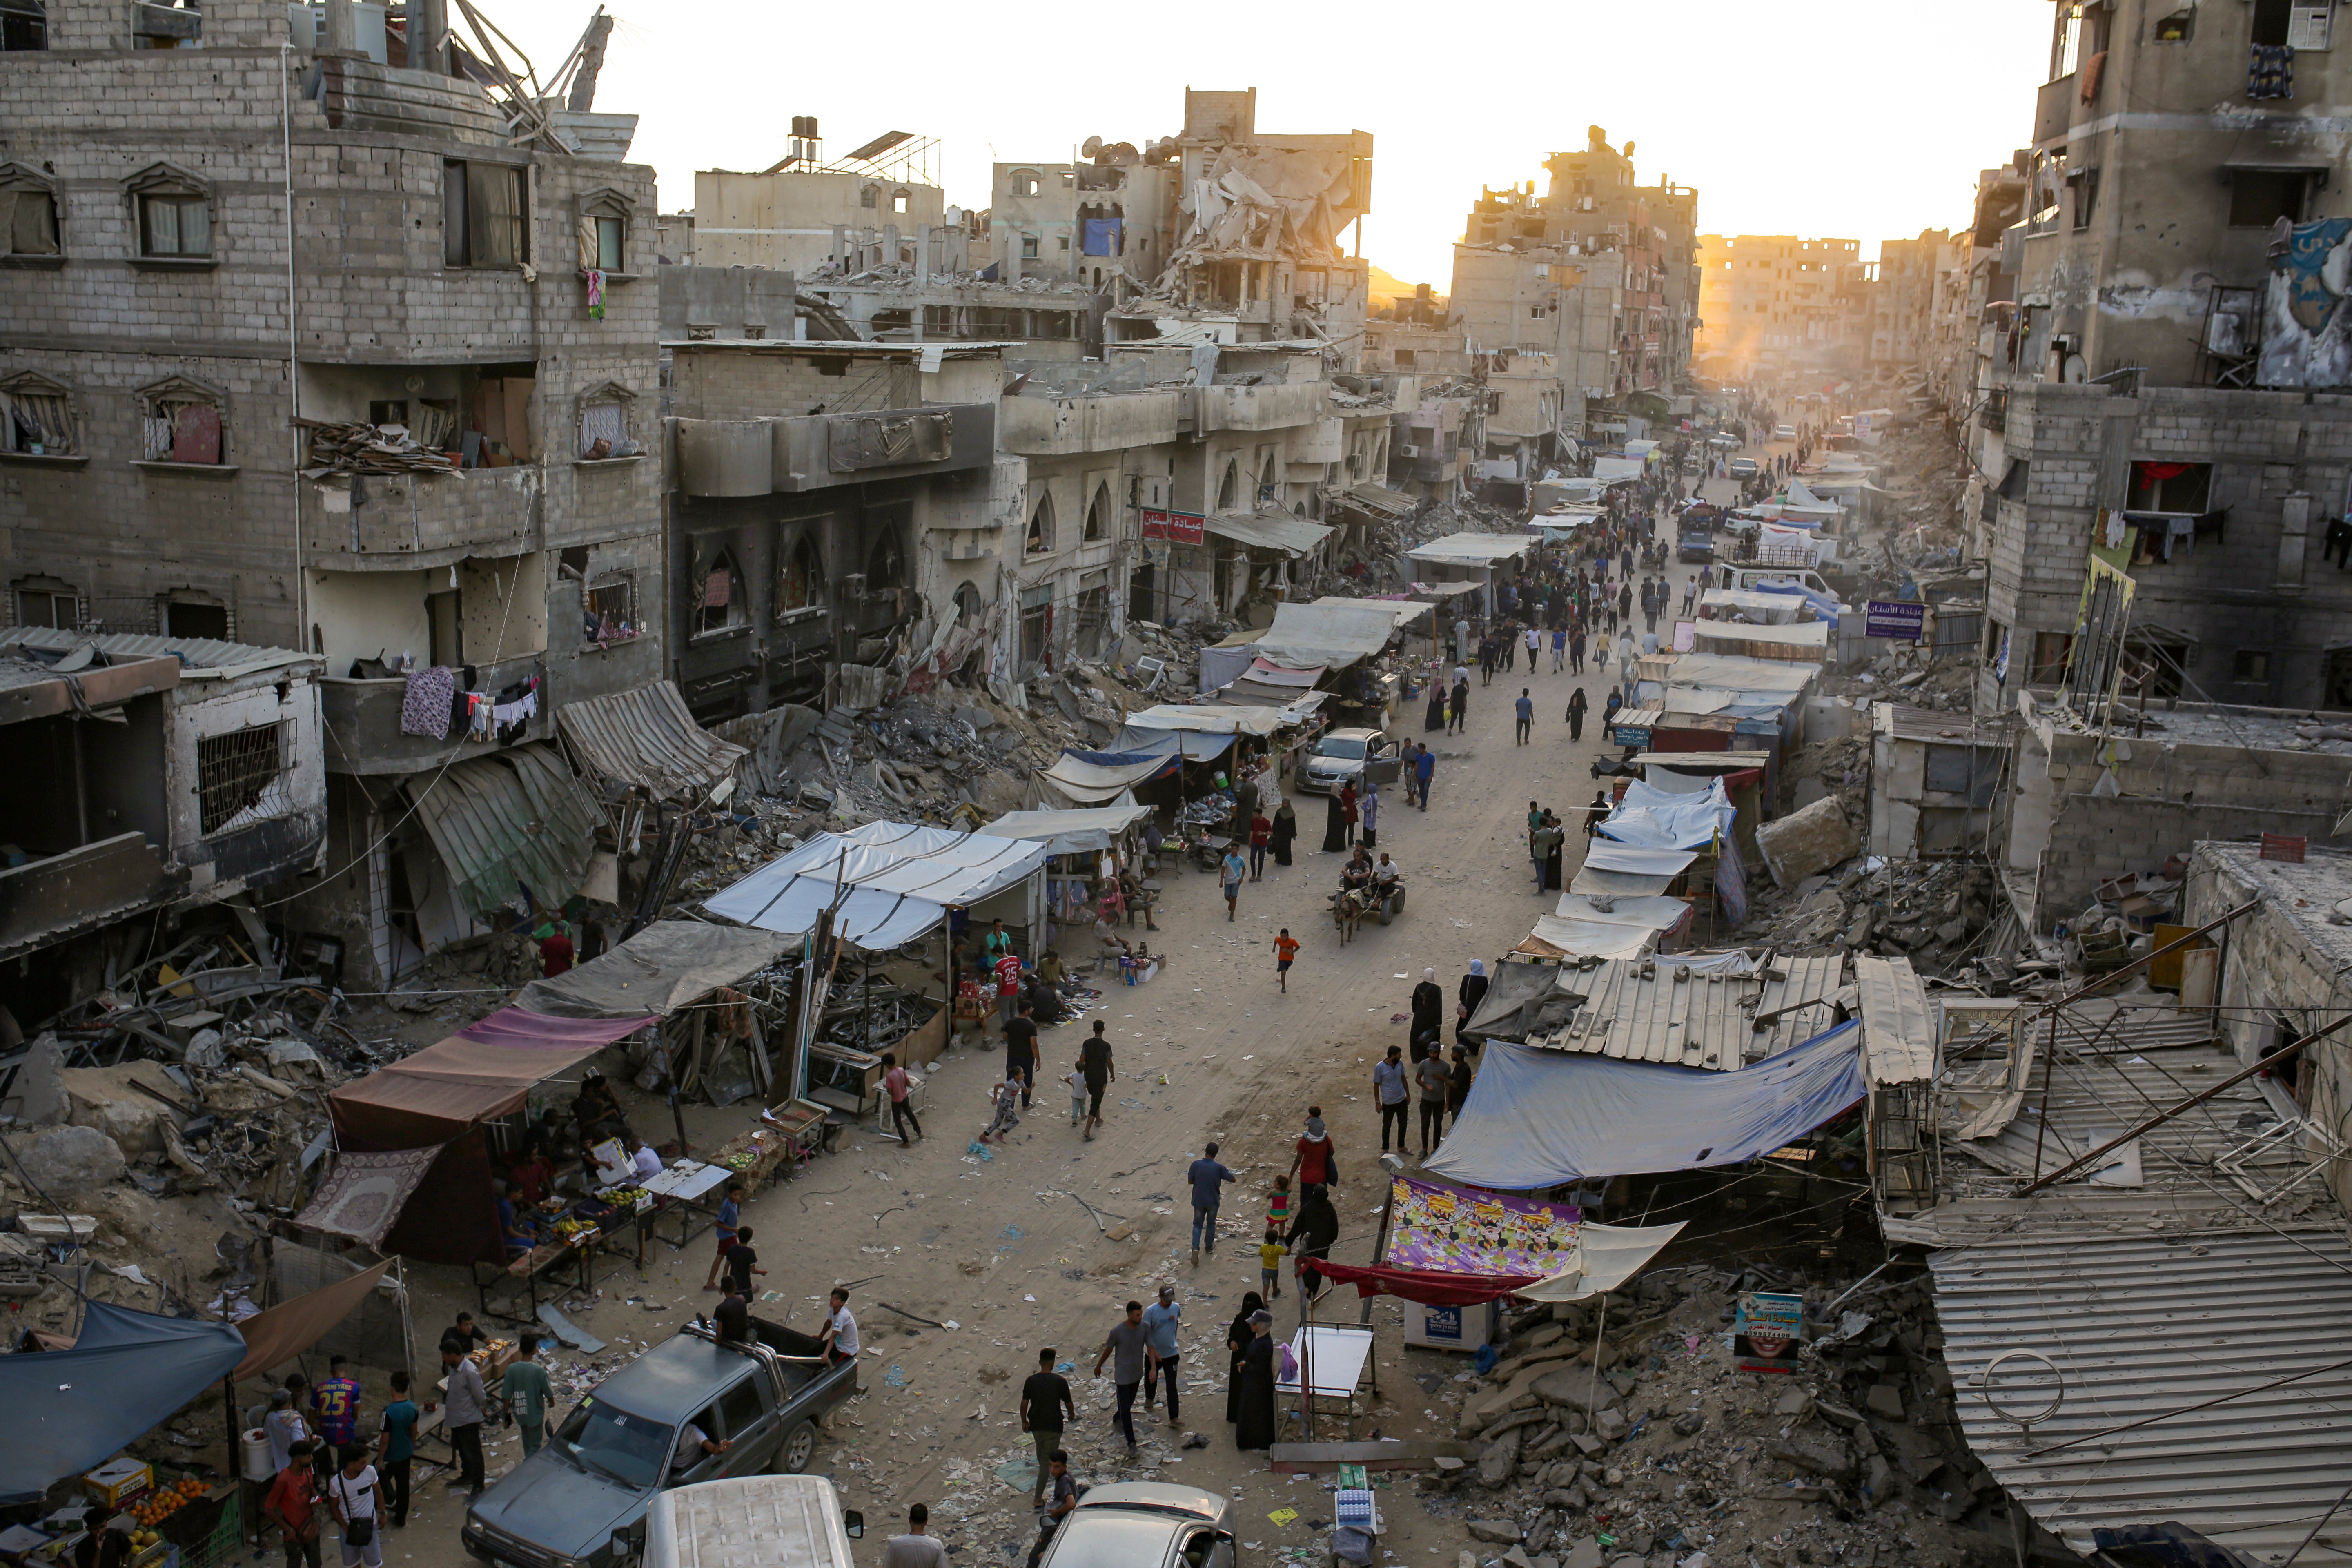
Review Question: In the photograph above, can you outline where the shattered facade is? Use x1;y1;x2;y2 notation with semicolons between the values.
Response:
0;0;666;994
1693;234;1867;381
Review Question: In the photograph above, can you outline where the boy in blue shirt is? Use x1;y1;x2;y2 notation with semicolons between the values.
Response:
703;1183;744;1291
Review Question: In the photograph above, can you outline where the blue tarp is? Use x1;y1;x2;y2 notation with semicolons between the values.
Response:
1;1301;247;1504
1420;1023;1867;1188
1081;218;1123;257
1752;579;1844;621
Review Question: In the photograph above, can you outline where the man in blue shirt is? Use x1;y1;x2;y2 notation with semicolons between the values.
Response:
1186;1143;1235;1265
1414;744;1435;811
703;1183;743;1291
1514;688;1534;746
1139;1284;1183;1424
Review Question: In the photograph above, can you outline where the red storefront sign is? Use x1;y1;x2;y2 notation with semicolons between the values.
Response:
1140;508;1205;545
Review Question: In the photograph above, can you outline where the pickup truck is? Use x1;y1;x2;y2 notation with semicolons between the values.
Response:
463;1317;857;1568
1676;523;1715;564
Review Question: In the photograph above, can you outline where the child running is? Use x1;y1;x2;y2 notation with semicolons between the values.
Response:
980;1065;1023;1145
1272;928;1301;993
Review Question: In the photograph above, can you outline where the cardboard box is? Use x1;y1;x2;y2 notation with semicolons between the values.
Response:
83;1459;151;1508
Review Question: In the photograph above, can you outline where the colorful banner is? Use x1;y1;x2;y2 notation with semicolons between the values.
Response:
1140;508;1205;545
1385;1175;1580;1277
1735;1290;1804;1373
1864;600;1925;641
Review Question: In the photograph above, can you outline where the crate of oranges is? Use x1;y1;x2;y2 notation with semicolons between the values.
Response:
125;1476;208;1532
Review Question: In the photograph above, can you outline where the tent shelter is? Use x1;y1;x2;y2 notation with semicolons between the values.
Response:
978;805;1152;857
0;1302;248;1506
705;820;1053;952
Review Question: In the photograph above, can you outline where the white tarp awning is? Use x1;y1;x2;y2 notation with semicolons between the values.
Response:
1552;893;1695;931
1519;1219;1690;1302
1592;457;1644;483
1695;619;1831;650
1125;703;1289;737
1204;512;1335;558
1596;778;1736;851
1421;1024;1867;1187
1310;596;1428;630
1251;601;1405;668
1651;653;1819;694
1041;752;1172;802
1526;915;1655;960
978;805;1152;857
1407;531;1535;567
1570;841;1698;898
706;821;1051;949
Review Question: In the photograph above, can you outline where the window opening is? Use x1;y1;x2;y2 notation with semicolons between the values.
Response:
197;724;284;835
777;535;825;613
1026;493;1055;555
1084;484;1109;542
694;552;746;635
140;192;210;258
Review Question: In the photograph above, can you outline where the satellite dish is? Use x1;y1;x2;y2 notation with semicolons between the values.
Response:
1623;140;1636;158
2062;352;2088;383
1082;135;1103;159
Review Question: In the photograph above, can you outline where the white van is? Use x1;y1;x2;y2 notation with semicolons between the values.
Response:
1722;566;1840;601
644;1476;863;1568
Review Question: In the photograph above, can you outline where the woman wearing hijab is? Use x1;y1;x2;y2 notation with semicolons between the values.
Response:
1271;797;1298;867
1338;781;1359;848
1234;1309;1278;1452
1321;790;1347;853
1409;967;1444;1059
1541;810;1566;891
1456;960;1490;1045
1286;1186;1340;1305
1424;677;1446;732
1566;685;1588;741
1448;676;1470;736
1359;778;1379;851
1224;1290;1266;1423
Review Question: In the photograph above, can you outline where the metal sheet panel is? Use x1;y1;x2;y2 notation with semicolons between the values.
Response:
408;743;599;916
0;626;317;680
1931;1229;2352;1566
1854;954;1937;1084
556;678;747;802
1202;511;1335;558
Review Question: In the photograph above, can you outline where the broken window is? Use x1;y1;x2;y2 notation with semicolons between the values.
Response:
1020;234;1039;259
2228;168;2316;227
585;575;636;644
137;378;226;464
2127;460;2211;512
2029;630;2074;684
2154;6;2192;40
1084;484;1109;542
1393;348;1417;369
693;550;747;637
1922;744;1999;804
777;534;825;614
1026;492;1055;555
0;165;60;258
165;597;229;639
2234;649;2272;683
891;188;910;214
2328;649;2352;711
196;723;284;835
1009;171;1040;198
13;577;80;629
1019;584;1051;674
444;160;528;267
868;526;906;592
1074;584;1107;657
0;0;46;49
0;372;75;454
577;388;631;459
860;184;878;209
2251;0;2296;45
2067;167;2099;229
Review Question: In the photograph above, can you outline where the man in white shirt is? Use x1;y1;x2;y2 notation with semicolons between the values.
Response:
624;1136;662;1182
882;1505;946;1568
670;1419;731;1475
1373;854;1399;885
821;1286;860;1365
327;1448;382;1568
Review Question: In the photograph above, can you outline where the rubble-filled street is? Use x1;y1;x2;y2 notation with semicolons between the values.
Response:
8;11;2352;1568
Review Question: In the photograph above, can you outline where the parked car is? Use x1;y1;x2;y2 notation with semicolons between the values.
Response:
1728;457;1760;479
463;1316;857;1568
1774;424;1796;440
1038;1483;1238;1568
1295;728;1401;794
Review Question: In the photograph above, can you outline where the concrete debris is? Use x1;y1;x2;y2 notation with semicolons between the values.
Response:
1754;797;1861;888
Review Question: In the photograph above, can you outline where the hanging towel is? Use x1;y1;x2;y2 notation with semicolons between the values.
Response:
585;269;606;320
399;666;457;737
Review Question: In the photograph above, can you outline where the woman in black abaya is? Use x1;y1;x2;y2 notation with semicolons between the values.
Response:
1233;1309;1278;1451
1223;1290;1265;1423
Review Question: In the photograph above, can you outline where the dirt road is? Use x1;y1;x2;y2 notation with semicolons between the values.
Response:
387;523;1720;1568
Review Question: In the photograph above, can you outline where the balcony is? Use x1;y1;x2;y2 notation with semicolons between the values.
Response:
2034;75;2077;150
303;465;542;571
1198;380;1330;433
675;405;995;496
0;833;185;964
998;390;1182;456
318;654;549;775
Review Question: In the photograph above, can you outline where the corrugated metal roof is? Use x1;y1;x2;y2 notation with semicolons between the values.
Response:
0;626;318;680
1527;954;1848;1070
1930;1228;2352;1566
556;679;746;803
1203;511;1335;559
1754;952;1849;1055
1855;954;1936;1084
409;744;600;917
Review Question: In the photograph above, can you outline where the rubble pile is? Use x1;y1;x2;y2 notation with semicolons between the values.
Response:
1737;854;1998;978
1432;1268;2013;1568
294;417;459;475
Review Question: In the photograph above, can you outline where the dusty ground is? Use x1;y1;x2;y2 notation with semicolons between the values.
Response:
294;470;1776;1568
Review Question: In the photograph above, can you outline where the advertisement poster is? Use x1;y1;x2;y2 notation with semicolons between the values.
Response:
1140;508;1205;545
1735;1290;1805;1373
1385;1176;1581;1277
1864;600;1926;641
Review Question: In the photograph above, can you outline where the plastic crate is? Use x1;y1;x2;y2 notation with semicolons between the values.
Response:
175;1494;243;1568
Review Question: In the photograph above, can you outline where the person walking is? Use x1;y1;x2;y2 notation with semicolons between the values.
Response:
1018;1352;1075;1506
1537;812;1566;892
1514;688;1534;746
1224;1290;1267;1424
1233;1309;1278;1452
1414;1047;1450;1154
1288;1109;1338;1198
1551;625;1567;673
1602;688;1623;731
1247;808;1271;881
1359;777;1378;851
1338;781;1358;848
1414;743;1435;810
980;1061;1023;1145
1448;1045;1476;1125
373;1375;417;1530
1409;967;1443;1058
1093;1301;1154;1458
1570;626;1586;674
1270;796;1297;866
1448;677;1468;736
1002;1005;1038;1109
504;1334;552;1458
1081;1020;1114;1141
1219;844;1247;922
884;1507;948;1568
1188;1141;1236;1263
327;1443;383;1568
1141;1285;1183;1425
1374;1045;1410;1151
1272;929;1300;993
1457;961;1490;1044
1287;1184;1340;1304
439;1339;486;1499
1566;685;1588;742
879;1054;924;1145
702;1183;744;1291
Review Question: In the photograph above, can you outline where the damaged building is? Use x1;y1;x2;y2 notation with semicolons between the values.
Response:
1962;0;2352;713
0;0;668;992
